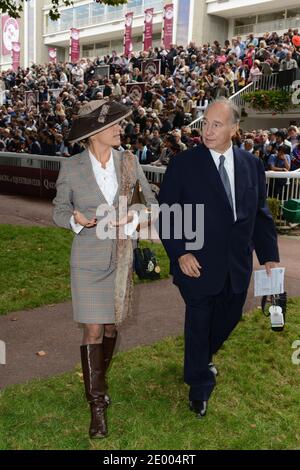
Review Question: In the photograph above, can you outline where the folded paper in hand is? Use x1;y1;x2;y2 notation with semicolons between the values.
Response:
254;267;285;297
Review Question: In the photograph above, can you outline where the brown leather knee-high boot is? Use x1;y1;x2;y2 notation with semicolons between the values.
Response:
80;344;108;439
102;333;118;406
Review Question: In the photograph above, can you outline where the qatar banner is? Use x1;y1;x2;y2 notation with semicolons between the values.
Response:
70;28;80;63
2;16;20;56
48;48;57;64
124;12;133;56
143;8;154;52
11;42;21;71
162;4;174;50
0;165;58;199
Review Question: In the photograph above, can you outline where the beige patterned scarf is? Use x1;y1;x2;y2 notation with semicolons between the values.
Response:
114;151;137;325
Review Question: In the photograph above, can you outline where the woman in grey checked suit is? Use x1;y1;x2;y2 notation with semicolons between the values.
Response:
53;100;157;439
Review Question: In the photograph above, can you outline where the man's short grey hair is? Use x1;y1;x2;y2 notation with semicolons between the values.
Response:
244;138;254;147
204;97;241;125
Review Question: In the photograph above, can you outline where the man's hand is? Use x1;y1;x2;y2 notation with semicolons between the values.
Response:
178;253;202;278
265;261;279;277
73;210;97;228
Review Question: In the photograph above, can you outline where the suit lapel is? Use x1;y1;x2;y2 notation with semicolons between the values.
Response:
233;146;248;221
79;149;107;204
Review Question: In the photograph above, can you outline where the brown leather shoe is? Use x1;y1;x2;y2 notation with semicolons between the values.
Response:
102;333;118;406
80;344;108;439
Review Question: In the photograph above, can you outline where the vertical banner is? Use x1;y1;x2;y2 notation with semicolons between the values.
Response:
124;12;133;56
143;8;154;52
11;42;21;71
2;16;20;56
48;48;57;64
70;28;80;63
162;3;174;50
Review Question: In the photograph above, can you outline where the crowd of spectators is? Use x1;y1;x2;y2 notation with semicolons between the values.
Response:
234;125;300;171
0;28;299;166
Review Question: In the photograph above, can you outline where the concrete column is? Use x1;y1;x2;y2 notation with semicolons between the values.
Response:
191;0;229;45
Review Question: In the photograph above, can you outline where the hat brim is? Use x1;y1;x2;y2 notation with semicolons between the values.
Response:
67;101;132;144
68;110;132;144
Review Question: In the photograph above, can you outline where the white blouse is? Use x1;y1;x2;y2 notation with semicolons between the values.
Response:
70;150;138;235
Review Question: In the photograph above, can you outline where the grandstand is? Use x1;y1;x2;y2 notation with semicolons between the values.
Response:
1;24;300;227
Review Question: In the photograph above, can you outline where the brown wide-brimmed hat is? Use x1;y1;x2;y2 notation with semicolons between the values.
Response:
67;99;132;143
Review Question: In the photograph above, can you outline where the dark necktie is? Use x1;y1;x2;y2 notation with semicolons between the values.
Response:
218;155;234;211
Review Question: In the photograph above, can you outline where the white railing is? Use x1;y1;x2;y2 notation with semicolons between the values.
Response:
1;153;300;227
45;0;164;35
266;171;300;227
141;164;166;186
257;73;279;91
0;152;64;171
190;81;256;131
234;16;300;37
190;115;204;131
229;81;256;109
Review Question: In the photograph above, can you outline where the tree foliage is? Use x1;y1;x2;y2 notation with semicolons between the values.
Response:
0;0;128;21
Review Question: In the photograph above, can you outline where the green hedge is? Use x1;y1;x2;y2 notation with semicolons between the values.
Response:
243;90;293;113
267;197;281;221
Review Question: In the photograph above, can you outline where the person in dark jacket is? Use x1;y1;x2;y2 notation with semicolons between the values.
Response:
172;103;186;129
158;98;280;419
135;137;154;164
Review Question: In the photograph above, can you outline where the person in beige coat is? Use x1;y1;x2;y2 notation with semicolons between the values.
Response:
53;100;157;439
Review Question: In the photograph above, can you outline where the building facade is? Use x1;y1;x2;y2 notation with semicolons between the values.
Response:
0;0;300;70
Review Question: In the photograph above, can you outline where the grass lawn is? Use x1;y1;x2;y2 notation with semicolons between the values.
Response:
1;298;300;450
0;224;169;315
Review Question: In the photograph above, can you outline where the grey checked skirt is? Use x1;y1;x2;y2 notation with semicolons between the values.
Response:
71;266;116;324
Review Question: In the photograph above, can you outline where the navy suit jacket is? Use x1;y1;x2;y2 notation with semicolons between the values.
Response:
158;144;280;296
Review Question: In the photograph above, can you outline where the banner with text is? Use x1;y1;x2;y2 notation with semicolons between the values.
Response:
124;12;134;56
11;42;21;71
70;28;80;63
0;165;58;199
2;16;20;56
162;4;174;50
48;48;57;64
143;8;154;52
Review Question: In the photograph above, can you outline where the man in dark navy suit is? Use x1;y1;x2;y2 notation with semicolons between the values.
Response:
158;98;280;418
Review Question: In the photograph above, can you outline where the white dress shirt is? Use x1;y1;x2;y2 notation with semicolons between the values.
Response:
209;145;237;221
89;149;118;205
70;150;138;235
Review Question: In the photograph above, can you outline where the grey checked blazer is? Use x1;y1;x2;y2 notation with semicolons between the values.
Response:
53;148;157;273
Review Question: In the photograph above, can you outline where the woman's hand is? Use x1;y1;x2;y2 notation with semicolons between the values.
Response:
73;210;97;228
110;211;134;227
